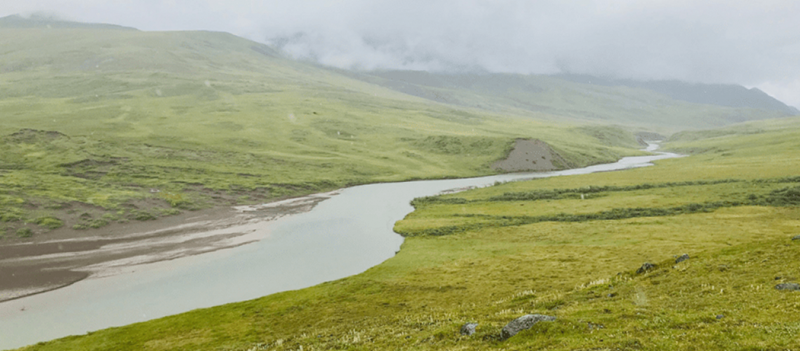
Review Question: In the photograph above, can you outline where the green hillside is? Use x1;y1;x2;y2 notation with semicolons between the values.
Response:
2;15;795;241
18;117;800;350
347;70;793;131
0;14;135;30
0;22;641;240
556;74;800;116
5;15;800;350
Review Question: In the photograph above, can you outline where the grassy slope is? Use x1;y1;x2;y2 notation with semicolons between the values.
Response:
349;70;793;133
0;27;646;240
19;116;800;350
2;26;790;241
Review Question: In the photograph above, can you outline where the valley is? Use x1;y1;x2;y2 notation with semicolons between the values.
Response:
1;14;799;351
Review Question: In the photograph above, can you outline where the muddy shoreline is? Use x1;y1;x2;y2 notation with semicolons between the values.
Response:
0;191;338;303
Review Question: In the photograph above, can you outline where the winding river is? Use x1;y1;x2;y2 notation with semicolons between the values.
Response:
0;145;680;350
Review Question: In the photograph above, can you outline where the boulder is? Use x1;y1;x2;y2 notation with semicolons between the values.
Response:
675;254;690;264
500;314;556;340
460;322;478;336
775;283;800;291
636;262;655;274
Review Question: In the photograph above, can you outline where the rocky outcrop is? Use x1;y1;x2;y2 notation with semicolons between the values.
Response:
675;254;690;264
500;314;556;340
636;262;655;274
775;283;800;291
460;322;478;336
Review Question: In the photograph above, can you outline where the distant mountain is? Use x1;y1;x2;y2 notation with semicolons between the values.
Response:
0;14;136;30
0;15;793;132
346;70;795;131
555;74;799;116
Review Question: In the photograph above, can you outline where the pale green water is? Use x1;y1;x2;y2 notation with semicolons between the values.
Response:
0;147;679;350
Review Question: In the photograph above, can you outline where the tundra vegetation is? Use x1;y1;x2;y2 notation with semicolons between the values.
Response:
3;17;795;241
4;17;800;350
18;117;800;350
0;25;657;240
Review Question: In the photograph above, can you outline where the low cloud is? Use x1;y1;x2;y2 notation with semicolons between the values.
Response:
2;1;798;106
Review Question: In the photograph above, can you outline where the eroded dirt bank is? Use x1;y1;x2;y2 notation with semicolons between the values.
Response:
0;191;337;302
491;139;570;172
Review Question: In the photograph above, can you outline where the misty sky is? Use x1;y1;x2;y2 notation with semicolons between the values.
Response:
2;0;798;107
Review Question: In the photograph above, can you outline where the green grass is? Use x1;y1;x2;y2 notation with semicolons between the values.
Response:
0;27;660;240
2;25;793;239
352;71;794;132
5;22;800;349
17;117;800;350
0;92;638;239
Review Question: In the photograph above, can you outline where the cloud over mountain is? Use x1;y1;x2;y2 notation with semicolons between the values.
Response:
2;1;798;106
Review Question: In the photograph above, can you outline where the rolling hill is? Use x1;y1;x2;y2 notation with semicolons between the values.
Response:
0;14;794;242
346;70;796;131
5;14;800;351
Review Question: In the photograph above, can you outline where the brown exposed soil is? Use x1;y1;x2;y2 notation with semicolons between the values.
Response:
491;139;570;172
0;191;337;302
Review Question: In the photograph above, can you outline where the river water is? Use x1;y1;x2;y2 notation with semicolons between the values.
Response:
0;145;679;349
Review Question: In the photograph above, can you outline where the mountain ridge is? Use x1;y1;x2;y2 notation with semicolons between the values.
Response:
1;16;796;136
554;73;799;115
0;14;136;30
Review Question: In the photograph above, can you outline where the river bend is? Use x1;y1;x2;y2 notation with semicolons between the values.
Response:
0;146;679;349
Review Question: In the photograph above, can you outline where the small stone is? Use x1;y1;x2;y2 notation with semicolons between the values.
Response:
588;322;605;330
775;276;782;280
636;262;655;274
675;254;690;264
792;235;800;241
460;322;478;336
775;283;800;291
501;314;556;340
716;314;724;319
607;293;618;298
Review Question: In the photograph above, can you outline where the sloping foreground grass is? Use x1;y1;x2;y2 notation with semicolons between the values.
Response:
15;118;800;350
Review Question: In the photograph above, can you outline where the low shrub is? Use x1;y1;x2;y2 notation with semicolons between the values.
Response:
131;210;157;221
34;216;64;229
16;227;33;238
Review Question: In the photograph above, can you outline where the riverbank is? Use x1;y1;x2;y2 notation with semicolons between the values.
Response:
0;148;678;350
0;191;337;302
7;118;800;350
10;119;797;351
0;136;645;304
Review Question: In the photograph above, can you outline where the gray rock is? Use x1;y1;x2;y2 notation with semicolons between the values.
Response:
636;262;655;274
792;235;800;241
460;322;478;336
500;314;556;340
775;283;800;291
675;254;690;264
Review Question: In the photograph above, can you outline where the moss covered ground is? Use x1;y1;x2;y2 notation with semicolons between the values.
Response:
16;117;800;350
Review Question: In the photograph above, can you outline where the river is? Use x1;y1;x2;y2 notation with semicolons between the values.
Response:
0;145;679;349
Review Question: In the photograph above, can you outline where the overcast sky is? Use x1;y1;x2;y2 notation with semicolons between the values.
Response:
2;0;798;107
